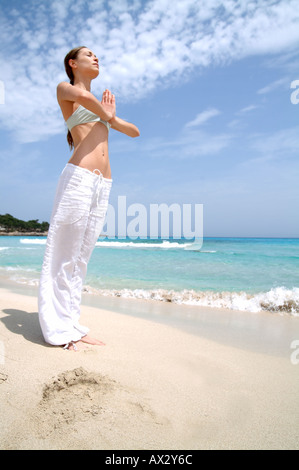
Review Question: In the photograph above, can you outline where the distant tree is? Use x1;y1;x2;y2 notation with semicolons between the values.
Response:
40;221;50;231
0;213;49;232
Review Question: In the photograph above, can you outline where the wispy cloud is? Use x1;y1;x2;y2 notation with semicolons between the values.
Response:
238;105;259;114
185;108;221;128
0;0;299;143
249;126;299;158
257;77;290;94
111;119;232;160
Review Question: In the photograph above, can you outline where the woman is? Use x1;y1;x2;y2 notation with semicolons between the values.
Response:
38;46;140;351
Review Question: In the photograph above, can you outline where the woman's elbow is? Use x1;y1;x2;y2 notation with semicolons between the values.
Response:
130;127;140;138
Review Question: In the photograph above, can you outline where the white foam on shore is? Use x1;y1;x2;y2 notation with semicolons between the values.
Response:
82;285;299;316
2;264;298;315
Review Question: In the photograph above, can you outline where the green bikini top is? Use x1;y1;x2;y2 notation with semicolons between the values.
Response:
66;105;111;132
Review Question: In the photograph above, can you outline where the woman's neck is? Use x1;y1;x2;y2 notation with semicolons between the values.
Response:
73;75;92;92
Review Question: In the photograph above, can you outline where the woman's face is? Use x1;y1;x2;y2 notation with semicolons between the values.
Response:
71;48;99;79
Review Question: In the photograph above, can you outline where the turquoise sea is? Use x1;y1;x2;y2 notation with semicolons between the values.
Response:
0;236;298;315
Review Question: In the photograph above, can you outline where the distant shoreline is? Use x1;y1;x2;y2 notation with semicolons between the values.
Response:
0;231;48;237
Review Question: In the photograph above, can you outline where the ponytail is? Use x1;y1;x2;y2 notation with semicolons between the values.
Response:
63;46;87;150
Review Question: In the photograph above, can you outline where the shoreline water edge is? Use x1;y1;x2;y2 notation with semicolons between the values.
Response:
0;235;298;317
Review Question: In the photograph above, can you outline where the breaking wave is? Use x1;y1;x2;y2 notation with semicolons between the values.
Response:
20;238;206;251
20;238;46;244
95;240;201;250
82;286;299;316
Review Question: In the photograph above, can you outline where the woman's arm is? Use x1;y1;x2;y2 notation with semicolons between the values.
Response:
109;116;140;138
57;82;114;121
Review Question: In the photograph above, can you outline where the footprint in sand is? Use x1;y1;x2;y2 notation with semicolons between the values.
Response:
36;367;168;443
2;368;171;449
38;367;115;430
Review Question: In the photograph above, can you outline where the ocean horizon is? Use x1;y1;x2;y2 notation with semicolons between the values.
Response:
0;235;298;316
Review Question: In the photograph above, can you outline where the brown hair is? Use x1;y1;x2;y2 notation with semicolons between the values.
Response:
64;46;87;150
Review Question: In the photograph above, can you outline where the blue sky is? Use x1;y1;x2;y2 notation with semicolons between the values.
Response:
0;0;299;237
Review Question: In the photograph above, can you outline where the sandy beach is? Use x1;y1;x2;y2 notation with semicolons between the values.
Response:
0;283;299;450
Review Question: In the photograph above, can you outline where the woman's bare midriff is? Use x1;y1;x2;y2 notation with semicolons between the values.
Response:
68;121;111;179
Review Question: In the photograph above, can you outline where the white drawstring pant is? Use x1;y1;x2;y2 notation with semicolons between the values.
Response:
38;163;112;346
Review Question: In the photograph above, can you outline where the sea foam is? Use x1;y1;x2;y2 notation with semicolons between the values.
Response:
83;286;299;316
20;238;47;245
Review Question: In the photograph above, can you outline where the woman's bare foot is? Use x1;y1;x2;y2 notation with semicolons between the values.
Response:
80;335;105;346
62;335;105;351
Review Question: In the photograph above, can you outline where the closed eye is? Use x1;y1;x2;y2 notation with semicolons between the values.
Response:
86;50;97;59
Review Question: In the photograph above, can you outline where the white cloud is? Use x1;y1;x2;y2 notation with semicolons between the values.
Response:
249;126;299;157
111;122;232;160
0;0;299;143
238;105;259;114
257;77;290;94
185;109;221;128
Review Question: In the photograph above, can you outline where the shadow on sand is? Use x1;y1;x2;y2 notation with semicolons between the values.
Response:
1;308;47;347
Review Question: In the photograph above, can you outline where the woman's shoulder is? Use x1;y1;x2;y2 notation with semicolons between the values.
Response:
56;83;76;119
57;82;86;104
57;81;71;87
57;81;72;95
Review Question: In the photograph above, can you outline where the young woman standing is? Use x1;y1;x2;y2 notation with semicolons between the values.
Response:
38;46;140;351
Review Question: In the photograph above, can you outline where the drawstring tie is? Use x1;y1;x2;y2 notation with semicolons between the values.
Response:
92;169;104;211
92;169;103;177
63;341;78;351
